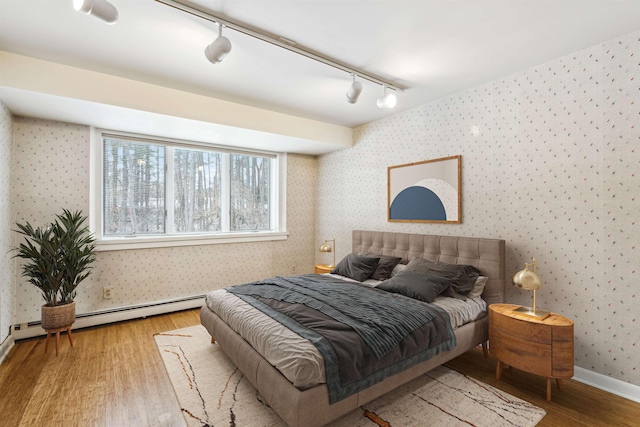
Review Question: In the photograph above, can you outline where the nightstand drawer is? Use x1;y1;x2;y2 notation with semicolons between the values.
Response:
490;329;552;377
490;309;551;345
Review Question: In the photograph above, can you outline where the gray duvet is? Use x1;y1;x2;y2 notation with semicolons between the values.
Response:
227;274;456;403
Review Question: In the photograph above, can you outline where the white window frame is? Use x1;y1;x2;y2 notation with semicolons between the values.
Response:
90;128;287;251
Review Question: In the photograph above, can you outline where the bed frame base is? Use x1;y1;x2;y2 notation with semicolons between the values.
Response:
201;306;488;427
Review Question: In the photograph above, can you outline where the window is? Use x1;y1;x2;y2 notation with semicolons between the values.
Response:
173;148;221;233
93;131;287;250
103;138;166;235
229;154;270;231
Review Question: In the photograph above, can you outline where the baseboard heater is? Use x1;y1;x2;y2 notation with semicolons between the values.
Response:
11;294;206;341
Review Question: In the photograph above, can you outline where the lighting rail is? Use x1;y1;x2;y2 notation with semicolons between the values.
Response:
154;0;404;93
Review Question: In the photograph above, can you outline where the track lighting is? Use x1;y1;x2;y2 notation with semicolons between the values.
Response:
377;85;397;109
73;0;119;24
345;74;363;104
204;24;232;65
156;0;405;105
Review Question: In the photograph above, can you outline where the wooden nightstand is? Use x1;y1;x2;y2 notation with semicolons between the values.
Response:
314;264;334;274
489;303;574;401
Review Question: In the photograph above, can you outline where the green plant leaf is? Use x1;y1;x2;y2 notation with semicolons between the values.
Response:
13;210;96;306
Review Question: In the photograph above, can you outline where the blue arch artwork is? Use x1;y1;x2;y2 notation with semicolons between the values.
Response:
390;186;447;220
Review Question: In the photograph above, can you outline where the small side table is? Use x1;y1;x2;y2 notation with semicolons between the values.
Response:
44;326;74;356
489;303;574;401
314;264;334;274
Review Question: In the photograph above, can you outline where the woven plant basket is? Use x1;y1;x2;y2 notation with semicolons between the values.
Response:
41;301;76;330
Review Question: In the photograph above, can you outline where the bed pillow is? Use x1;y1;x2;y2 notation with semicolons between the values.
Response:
444;276;489;300
391;263;407;277
331;254;380;282
358;252;402;281
376;270;452;303
406;258;480;295
467;276;489;298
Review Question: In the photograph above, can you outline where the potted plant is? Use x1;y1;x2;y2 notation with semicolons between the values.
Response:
13;209;96;331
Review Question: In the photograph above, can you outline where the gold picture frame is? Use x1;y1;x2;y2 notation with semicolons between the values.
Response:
387;155;461;224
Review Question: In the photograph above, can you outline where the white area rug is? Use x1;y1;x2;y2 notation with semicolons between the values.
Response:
155;325;546;427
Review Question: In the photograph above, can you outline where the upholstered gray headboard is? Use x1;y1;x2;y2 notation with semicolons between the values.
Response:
352;230;506;305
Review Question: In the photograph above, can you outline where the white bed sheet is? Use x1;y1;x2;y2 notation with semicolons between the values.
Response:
206;289;325;389
204;275;487;390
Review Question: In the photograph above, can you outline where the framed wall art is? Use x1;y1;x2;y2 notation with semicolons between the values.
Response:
387;155;461;223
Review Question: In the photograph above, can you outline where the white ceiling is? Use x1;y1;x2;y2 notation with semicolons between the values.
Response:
2;0;640;151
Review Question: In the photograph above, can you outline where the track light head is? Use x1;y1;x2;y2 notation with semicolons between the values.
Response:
345;75;363;104
205;25;232;64
377;85;397;109
73;0;119;24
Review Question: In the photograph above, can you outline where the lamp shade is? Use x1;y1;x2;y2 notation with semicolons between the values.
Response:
319;242;333;253
204;35;232;64
513;268;542;290
73;0;119;24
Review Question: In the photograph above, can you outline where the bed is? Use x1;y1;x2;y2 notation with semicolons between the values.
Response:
200;230;505;426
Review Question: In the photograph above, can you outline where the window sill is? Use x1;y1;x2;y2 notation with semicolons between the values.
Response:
95;231;289;251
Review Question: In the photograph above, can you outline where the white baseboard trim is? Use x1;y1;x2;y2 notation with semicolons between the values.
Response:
573;366;640;403
11;295;205;341
0;335;15;365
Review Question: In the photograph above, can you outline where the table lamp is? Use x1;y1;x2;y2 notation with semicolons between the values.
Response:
319;238;336;267
512;257;550;319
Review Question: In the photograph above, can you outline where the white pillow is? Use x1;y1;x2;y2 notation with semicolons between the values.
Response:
467;276;489;298
391;263;407;277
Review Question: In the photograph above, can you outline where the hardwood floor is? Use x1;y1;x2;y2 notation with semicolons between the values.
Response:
0;309;198;427
446;347;640;427
1;308;639;426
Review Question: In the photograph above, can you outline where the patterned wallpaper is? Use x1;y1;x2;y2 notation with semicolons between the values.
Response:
12;118;90;322
318;31;640;386
0;103;13;344
11;118;317;324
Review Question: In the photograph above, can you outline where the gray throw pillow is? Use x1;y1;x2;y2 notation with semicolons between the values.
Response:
376;270;452;303
406;258;480;295
358;252;402;281
331;254;380;282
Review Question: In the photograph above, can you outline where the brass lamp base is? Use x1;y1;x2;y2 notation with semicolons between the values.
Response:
513;306;551;320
